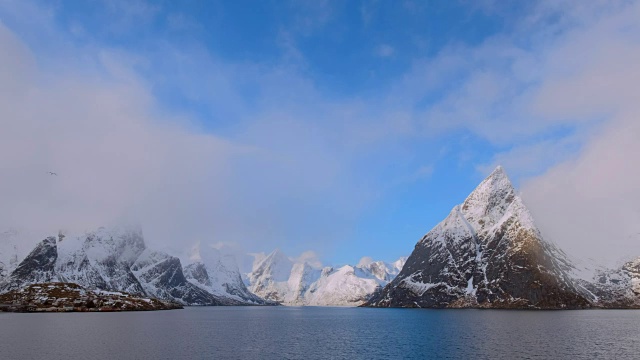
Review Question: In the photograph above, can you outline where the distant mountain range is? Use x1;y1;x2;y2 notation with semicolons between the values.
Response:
0;226;271;305
246;249;406;306
1;166;638;308
0;226;402;306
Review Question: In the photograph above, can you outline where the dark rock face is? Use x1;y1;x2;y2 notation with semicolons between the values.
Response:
2;237;59;292
183;262;212;288
366;167;591;309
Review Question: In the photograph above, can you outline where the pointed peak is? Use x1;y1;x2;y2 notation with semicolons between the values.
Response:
487;165;508;181
43;236;57;246
465;166;514;200
460;166;517;229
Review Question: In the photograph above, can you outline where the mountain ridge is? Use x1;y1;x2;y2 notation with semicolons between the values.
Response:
247;249;406;306
0;228;271;306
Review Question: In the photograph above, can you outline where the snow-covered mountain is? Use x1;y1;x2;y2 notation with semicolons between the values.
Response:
3;236;59;290
578;257;640;308
366;166;640;309
0;226;271;305
183;243;269;304
247;249;406;306
56;225;147;295
367;166;592;309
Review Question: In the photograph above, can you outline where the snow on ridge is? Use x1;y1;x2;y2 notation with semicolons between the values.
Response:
461;165;516;231
180;242;269;304
247;249;407;306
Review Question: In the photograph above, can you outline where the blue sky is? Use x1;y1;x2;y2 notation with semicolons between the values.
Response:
1;0;639;266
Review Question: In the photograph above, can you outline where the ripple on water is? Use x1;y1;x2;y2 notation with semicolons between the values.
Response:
0;307;638;359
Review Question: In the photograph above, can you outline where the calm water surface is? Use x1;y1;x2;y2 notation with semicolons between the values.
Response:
0;307;638;359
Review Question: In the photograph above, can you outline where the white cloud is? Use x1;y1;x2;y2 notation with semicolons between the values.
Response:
478;134;585;179
293;251;323;269
507;1;640;264
522;111;640;265
357;256;374;267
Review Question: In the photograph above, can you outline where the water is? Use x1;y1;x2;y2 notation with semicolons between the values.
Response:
1;307;638;359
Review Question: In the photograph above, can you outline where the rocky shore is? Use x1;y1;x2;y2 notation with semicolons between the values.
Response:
0;282;182;312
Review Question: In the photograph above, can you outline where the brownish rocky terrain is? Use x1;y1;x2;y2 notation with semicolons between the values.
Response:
0;282;182;312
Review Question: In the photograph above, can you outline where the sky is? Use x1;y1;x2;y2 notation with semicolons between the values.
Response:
0;0;639;268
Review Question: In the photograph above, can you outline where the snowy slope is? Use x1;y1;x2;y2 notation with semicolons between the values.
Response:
183;243;271;304
578;257;640;308
303;265;384;306
247;249;296;303
247;250;406;306
56;226;147;295
130;248;238;305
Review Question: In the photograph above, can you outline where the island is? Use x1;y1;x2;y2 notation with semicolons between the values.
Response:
0;282;182;312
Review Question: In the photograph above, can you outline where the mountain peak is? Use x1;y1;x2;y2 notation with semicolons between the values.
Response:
461;165;516;231
474;165;513;191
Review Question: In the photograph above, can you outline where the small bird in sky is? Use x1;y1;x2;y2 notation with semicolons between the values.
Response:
47;171;58;176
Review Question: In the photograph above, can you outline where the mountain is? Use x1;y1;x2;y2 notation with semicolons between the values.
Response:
2;236;59;291
247;249;296;303
247;249;406;306
0;226;270;306
365;166;593;309
56;226;146;295
183;243;272;305
578;258;640;308
130;249;240;306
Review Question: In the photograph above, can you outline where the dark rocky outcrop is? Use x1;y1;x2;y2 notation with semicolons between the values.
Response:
2;237;59;292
